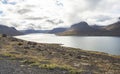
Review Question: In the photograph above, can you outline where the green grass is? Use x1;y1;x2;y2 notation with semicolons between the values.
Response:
19;58;81;73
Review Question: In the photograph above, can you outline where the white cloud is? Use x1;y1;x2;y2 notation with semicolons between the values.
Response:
63;0;120;25
0;0;120;30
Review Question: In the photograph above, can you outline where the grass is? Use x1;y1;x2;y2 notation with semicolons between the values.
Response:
20;58;80;73
0;36;119;74
0;52;80;73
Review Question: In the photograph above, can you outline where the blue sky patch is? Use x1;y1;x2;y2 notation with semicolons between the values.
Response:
1;0;8;4
9;2;16;5
0;11;3;14
1;0;16;5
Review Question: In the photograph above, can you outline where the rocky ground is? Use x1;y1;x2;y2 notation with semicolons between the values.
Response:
0;58;67;74
0;34;120;74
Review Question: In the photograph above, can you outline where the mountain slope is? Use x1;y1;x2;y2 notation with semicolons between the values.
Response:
103;21;120;36
58;21;107;36
105;21;120;32
20;29;50;34
91;25;105;30
0;25;23;36
58;21;120;36
48;27;67;34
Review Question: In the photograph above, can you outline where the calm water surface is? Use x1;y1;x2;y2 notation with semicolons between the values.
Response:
15;33;120;55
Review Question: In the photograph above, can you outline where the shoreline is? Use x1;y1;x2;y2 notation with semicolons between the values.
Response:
0;35;120;74
15;36;120;56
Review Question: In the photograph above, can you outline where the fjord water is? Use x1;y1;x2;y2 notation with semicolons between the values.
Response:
15;34;120;55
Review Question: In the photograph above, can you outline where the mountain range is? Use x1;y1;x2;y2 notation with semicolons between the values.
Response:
57;21;120;36
19;28;67;34
48;27;67;34
20;29;50;34
1;20;120;36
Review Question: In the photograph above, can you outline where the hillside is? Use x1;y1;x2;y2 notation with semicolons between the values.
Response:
0;34;119;74
91;25;105;30
58;21;120;36
48;27;67;34
0;25;23;36
20;29;50;34
58;22;108;36
105;21;120;32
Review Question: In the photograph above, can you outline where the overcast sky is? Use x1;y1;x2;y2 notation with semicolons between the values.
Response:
0;0;120;30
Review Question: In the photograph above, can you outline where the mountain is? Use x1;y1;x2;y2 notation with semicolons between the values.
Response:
105;21;120;32
58;21;120;36
91;25;105;30
20;29;50;34
0;24;23;36
57;21;107;36
103;21;120;36
69;22;95;32
48;27;67;34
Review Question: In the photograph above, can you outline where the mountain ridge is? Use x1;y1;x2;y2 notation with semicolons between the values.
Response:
0;24;23;36
48;27;67;34
57;21;120;36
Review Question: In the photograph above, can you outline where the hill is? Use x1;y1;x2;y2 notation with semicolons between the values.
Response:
58;21;120;36
105;21;120;32
0;25;23;36
20;29;50;34
91;25;105;30
58;21;108;36
48;27;67;34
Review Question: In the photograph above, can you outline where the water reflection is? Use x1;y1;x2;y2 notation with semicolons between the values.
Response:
15;34;120;55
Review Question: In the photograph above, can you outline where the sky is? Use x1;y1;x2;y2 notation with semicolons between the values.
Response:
0;0;120;30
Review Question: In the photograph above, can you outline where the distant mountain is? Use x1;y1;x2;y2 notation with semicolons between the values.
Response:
0;25;23;36
103;21;120;36
91;25;105;30
57;21;108;36
70;22;96;31
57;21;120;36
8;20;120;36
48;27;67;34
105;21;120;32
20;29;50;34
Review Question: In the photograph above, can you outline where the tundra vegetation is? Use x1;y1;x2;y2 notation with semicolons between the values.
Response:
0;34;120;74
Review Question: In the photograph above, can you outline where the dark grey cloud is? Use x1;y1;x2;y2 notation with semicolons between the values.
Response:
85;0;103;9
17;9;32;14
25;5;36;8
46;19;64;25
56;0;63;6
24;17;48;20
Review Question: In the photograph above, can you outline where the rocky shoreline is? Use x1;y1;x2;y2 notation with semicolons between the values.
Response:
0;34;120;74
